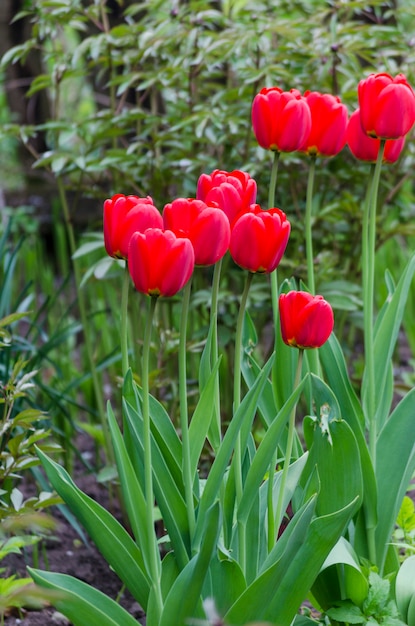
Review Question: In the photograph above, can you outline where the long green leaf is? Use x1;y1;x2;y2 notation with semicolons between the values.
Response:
123;372;183;493
189;357;221;476
122;391;190;568
319;335;377;534
107;402;155;576
28;569;139;626
303;418;363;519
158;501;221;626
237;377;307;524
193;355;274;549
375;387;415;572
396;556;415;626
35;448;150;609
226;494;358;626
363;252;415;429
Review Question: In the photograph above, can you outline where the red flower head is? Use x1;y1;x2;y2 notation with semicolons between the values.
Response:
103;194;163;259
196;169;257;225
347;109;405;164
279;291;334;349
251;87;312;153
128;228;195;297
162;197;230;266
300;91;348;157
230;204;290;273
358;72;415;139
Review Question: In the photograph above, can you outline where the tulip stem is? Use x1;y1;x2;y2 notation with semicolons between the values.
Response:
121;261;130;378
267;150;280;210
305;155;317;294
234;271;254;573
273;349;304;545
142;295;163;618
179;278;196;544
210;258;223;452
267;151;281;333
364;141;385;472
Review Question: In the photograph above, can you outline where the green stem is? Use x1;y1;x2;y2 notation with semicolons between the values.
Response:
179;278;196;544
267;150;280;210
121;261;130;378
273;349;304;541
234;272;254;573
210;259;223;452
305;155;317;294
142;296;163;618
267;445;279;553
365;141;385;473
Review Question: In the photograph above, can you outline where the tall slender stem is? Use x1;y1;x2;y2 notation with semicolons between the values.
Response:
210;259;223;452
121;261;130;378
142;296;163;618
179;279;196;543
234;272;254;573
365;141;385;470
267;151;280;210
273;349;304;542
305;155;317;294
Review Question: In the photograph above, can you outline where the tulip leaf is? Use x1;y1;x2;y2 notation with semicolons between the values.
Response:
312;537;368;611
189;356;221;477
237;372;307;524
363;252;415;430
203;555;246;617
122;389;190;568
34;448;150;609
28;568;140;626
158;501;220;626
319;333;377;532
107;401;156;576
193;355;274;549
198;312;221;451
225;495;317;624
375;387;415;572
396;556;415;625
123;371;183;492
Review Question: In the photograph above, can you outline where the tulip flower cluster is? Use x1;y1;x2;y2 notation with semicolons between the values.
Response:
103;170;295;299
251;72;415;161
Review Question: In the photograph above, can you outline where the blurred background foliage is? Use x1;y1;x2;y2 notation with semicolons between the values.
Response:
0;0;414;443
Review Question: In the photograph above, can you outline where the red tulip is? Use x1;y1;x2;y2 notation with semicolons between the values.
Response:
196;169;257;225
347;109;405;164
162;198;230;266
128;228;195;297
358;72;415;139
300;91;348;157
279;291;334;349
103;194;163;259
230;205;290;273
251;87;312;152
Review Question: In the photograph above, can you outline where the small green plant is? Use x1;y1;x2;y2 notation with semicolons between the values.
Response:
326;570;406;626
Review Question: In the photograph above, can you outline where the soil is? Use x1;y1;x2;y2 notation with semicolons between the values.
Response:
3;435;146;626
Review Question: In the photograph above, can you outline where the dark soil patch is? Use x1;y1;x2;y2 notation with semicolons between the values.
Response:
3;434;146;626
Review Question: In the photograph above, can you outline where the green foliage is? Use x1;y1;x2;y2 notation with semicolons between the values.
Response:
326;571;406;625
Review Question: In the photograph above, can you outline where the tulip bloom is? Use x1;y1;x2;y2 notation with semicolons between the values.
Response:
251;87;311;152
162;198;230;266
196;169;257;225
104;194;163;259
347;109;405;164
358;72;415;139
279;291;334;349
128;228;195;297
230;204;290;273
300;91;348;157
